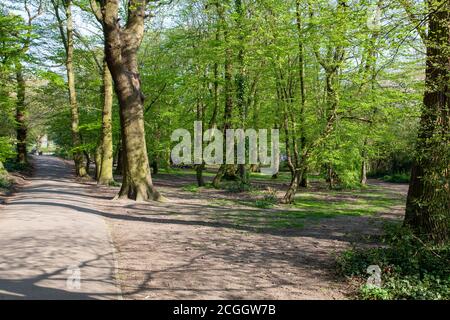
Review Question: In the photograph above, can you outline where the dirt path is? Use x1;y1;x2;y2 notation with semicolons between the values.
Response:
0;156;121;299
95;176;407;300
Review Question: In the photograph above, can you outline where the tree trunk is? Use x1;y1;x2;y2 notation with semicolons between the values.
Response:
95;146;101;180
405;0;449;243
15;63;27;164
234;0;249;190
196;163;206;187
212;165;226;188
64;0;86;177
102;0;163;202
83;151;90;176
97;59;114;185
212;3;233;188
300;168;308;188
296;0;308;189
282;170;302;204
115;142;123;175
151;160;158;175
360;159;367;185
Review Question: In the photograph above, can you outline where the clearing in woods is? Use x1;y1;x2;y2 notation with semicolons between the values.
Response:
0;156;408;299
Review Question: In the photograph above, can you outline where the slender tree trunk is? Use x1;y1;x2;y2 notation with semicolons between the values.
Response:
102;0;163;202
300;169;308;188
296;0;308;189
64;0;86;177
95;146;101;180
361;160;367;185
83;150;90;176
196;163;206;187
15;63;27;164
327;164;334;189
405;0;449;243
195;98;205;187
213;3;233;188
151;160;158;175
283;170;302;204
360;144;368;185
115;140;123;175
235;0;248;189
97;59;114;185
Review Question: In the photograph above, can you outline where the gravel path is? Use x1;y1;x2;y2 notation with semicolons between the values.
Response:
0;156;121;300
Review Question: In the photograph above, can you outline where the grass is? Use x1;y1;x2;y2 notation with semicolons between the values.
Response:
157;167;323;185
171;170;405;232
207;187;405;231
157;168;216;177
291;192;404;217
182;183;201;193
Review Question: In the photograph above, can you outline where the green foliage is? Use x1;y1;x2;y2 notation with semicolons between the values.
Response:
337;223;450;300
0;174;11;189
253;195;278;209
3;159;32;175
0;137;16;163
382;173;410;183
182;184;200;193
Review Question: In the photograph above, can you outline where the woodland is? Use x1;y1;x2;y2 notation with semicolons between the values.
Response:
0;0;448;300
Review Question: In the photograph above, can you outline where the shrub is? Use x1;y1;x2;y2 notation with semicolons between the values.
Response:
382;173;410;183
0;137;16;163
0;174;11;189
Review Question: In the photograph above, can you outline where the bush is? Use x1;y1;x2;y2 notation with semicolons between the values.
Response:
0;174;11;189
337;223;450;300
382;173;410;183
4;160;29;173
0;137;16;163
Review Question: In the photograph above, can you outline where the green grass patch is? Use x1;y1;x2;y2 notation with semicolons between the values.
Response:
182;183;200;193
157;168;216;177
291;189;404;217
209;187;405;231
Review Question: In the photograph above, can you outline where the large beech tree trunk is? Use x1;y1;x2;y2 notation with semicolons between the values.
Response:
15;63;27;164
97;59;114;185
101;0;163;201
405;0;449;243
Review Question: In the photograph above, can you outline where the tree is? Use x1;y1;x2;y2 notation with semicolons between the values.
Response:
51;0;87;177
14;0;42;164
87;0;115;185
404;0;449;243
0;7;30;170
98;0;164;201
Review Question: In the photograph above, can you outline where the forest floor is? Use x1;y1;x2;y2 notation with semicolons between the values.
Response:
0;156;408;299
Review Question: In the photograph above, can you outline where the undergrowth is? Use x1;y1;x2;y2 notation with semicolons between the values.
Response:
337;223;450;300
